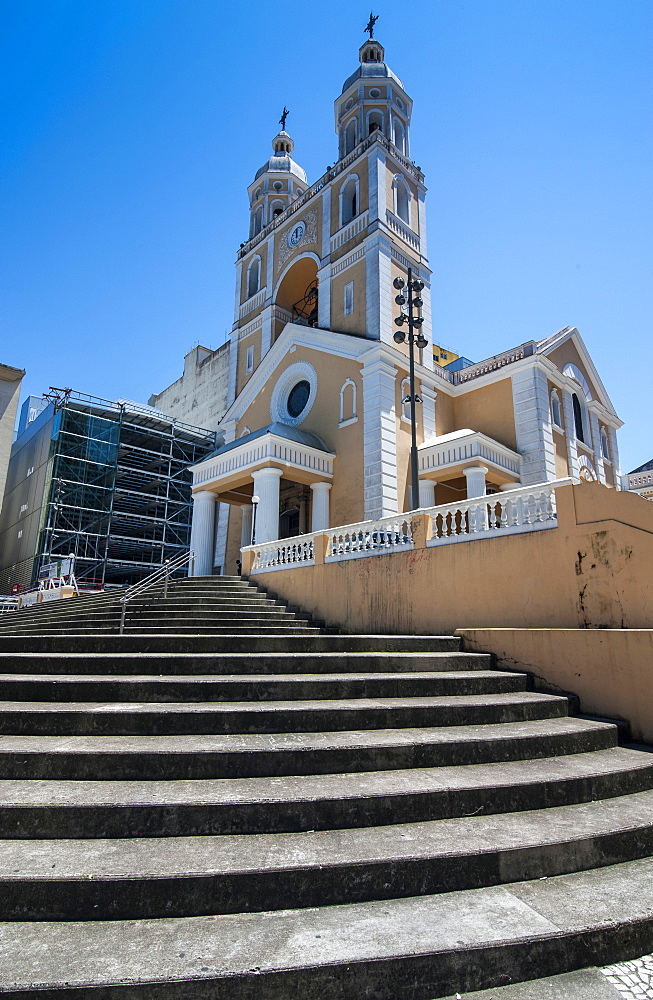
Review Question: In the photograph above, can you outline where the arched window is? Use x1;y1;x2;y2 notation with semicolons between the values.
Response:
344;119;357;155
340;174;359;226
368;110;383;135
572;393;586;443
401;377;412;421
252;205;263;237
393;175;410;224
246;257;260;299
600;427;610;461
271;200;284;220
393;118;405;155
339;379;357;425
550;389;562;428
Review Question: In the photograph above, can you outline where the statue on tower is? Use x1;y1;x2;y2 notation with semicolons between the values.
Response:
279;106;289;131
364;11;379;38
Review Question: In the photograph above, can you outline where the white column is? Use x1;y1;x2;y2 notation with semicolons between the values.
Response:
251;468;283;543
310;482;331;531
240;505;253;548
463;465;489;499
418;478;436;509
189;490;217;577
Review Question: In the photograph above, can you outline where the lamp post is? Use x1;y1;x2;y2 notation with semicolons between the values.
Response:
251;495;260;545
393;268;428;511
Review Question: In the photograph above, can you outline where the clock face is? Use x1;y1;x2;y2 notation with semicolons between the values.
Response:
287;221;306;248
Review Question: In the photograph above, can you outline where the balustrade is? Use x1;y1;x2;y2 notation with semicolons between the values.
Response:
241;480;573;574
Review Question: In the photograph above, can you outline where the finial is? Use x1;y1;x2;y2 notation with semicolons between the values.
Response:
364;11;379;38
279;106;289;131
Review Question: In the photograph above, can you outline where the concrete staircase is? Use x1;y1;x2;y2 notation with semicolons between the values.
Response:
0;576;651;998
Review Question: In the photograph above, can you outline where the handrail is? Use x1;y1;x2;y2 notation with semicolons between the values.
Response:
118;550;195;634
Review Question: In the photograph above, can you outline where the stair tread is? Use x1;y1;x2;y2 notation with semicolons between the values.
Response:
0;748;647;807
2;857;652;992
0;670;518;683
0;691;562;713
0;716;613;755
4;790;652;879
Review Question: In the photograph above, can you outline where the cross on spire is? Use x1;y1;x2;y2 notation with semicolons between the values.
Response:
279;106;289;131
364;11;379;38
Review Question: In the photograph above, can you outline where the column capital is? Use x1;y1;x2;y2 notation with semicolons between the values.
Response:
310;481;332;493
252;467;284;482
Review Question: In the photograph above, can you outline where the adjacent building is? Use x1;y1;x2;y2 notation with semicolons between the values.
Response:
622;461;653;500
0;363;25;518
0;390;216;593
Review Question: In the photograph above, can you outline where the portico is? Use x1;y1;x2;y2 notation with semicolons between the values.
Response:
188;423;334;574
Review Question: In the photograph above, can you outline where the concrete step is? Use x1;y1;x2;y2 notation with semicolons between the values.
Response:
0;691;570;736
3;789;651;922
0;650;489;675
440;968;625;999
0;634;463;653
1;748;650;838
0;624;321;636
1;856;652;997
0;670;528;703
0;717;615;779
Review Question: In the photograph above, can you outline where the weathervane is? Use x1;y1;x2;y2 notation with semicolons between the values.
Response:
279;106;289;131
364;11;379;38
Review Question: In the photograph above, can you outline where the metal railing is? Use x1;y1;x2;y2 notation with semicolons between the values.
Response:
118;550;195;634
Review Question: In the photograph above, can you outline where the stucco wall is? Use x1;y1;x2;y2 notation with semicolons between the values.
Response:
247;483;653;634
455;628;653;744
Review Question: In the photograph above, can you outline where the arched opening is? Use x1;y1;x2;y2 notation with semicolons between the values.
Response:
572;393;587;443
368;110;383;135
340;175;359;226
251;205;263;237
393;118;405;155
246;257;260;299
344;119;357;155
393;176;410;224
550;389;562;428
274;256;319;336
271;200;285;220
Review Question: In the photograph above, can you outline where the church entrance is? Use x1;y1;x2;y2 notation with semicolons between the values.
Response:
278;481;311;538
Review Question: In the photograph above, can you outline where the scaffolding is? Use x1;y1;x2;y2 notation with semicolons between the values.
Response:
37;391;217;588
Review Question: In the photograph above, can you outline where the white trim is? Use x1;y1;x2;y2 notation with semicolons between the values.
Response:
269;361;318;427
339;172;360;228
339;378;358;426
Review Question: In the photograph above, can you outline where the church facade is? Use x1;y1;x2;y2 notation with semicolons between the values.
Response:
150;34;622;576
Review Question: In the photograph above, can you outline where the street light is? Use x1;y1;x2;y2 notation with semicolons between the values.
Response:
392;268;428;511
251;495;260;545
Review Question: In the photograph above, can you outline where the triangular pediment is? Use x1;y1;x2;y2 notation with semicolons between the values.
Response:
537;326;617;415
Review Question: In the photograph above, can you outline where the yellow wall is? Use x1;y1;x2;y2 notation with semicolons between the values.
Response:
330;258;367;336
247;483;653;634
547;340;596;399
456;628;653;744
453;379;518;452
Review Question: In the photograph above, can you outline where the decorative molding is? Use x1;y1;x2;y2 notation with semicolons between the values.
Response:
330;210;369;253
239;287;266;319
330;245;366;277
277;209;318;272
192;431;334;488
419;430;521;478
269;360;318;427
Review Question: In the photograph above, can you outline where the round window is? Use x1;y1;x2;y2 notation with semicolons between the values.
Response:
287;380;311;419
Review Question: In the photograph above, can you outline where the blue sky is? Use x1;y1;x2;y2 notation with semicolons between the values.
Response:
1;0;651;474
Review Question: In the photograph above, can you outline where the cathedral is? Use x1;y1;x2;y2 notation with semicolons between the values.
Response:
149;28;622;577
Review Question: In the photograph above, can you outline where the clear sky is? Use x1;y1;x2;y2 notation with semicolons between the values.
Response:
2;0;651;474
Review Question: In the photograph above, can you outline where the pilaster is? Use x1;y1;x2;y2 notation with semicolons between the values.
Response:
512;366;557;485
421;383;437;442
362;355;398;517
589;408;606;484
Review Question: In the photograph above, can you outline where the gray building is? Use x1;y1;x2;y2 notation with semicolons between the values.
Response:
0;363;25;518
0;389;217;593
